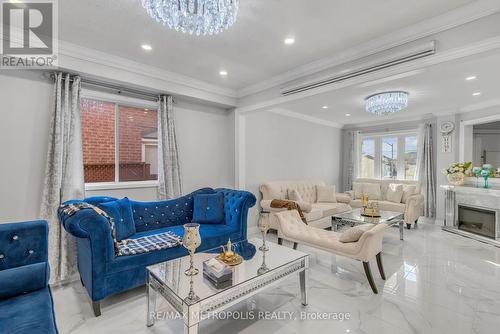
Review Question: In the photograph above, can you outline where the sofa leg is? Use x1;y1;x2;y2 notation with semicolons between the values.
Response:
277;238;283;245
92;301;101;317
362;262;378;294
406;223;411;230
293;242;298;250
376;252;386;280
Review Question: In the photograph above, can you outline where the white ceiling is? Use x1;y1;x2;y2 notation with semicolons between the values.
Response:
275;49;500;126
59;0;473;90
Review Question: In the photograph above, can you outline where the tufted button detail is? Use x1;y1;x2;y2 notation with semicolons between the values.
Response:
0;254;4;259
12;235;19;241
28;250;34;255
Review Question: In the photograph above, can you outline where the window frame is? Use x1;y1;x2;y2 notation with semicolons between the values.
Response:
81;89;159;190
357;130;419;181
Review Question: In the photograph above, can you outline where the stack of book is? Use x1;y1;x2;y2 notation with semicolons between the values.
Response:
203;258;233;289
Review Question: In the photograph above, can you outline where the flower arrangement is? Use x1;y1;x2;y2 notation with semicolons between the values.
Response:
472;164;494;188
442;162;472;175
443;162;471;186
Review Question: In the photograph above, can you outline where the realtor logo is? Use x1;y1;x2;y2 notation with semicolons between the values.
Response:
1;0;58;68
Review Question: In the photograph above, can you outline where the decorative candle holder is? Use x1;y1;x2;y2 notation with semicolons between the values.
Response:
182;223;201;276
182;223;201;303
258;212;270;252
257;249;269;275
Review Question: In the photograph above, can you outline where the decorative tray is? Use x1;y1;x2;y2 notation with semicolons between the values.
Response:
216;253;243;266
361;213;381;218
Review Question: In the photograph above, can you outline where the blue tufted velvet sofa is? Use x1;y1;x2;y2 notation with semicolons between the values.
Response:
59;187;256;316
0;220;58;333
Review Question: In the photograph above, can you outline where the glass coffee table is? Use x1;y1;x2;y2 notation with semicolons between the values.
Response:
146;238;309;334
332;208;405;240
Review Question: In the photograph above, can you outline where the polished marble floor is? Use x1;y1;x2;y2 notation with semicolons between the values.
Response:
53;219;500;334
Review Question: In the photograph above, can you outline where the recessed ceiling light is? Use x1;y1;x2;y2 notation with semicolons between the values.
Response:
345;113;351;117
465;76;477;81
219;70;228;76
321;105;328;109
141;44;152;51
473;92;481;96
284;37;295;45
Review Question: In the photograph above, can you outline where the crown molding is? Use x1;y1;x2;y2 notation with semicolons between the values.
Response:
58;40;238;104
236;0;500;98
268;108;343;129
459;97;500;113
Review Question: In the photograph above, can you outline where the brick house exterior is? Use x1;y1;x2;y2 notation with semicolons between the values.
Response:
81;99;158;182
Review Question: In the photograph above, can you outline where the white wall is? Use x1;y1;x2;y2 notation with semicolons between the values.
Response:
244;111;342;229
0;71;53;223
0;71;234;223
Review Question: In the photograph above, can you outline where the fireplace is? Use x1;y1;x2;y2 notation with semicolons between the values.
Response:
458;205;496;239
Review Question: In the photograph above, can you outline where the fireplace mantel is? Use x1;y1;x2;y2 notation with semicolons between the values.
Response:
441;184;500;247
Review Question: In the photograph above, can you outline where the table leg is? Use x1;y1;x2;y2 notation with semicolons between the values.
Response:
146;278;157;327
332;218;338;231
299;269;308;306
399;221;404;241
184;324;199;334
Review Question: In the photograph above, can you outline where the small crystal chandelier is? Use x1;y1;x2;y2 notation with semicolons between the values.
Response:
365;91;409;116
142;0;239;36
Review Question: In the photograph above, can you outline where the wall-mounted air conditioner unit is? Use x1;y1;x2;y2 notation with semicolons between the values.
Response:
280;41;436;96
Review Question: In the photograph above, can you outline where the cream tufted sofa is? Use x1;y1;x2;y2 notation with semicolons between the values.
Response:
347;178;424;228
259;180;352;233
275;210;388;294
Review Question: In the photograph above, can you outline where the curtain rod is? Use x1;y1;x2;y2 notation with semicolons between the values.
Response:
45;72;173;103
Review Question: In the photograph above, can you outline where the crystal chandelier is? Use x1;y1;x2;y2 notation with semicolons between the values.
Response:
142;0;239;36
365;91;409;116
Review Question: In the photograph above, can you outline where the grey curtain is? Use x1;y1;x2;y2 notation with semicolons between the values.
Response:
40;73;85;283
417;123;436;218
343;131;358;191
157;95;182;199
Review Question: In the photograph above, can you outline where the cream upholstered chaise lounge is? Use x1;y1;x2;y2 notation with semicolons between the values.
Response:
259;180;352;247
275;210;388;294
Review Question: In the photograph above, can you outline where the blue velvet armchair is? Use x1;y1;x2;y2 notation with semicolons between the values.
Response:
0;220;58;333
59;187;256;316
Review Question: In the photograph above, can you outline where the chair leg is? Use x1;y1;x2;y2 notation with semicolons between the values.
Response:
277;238;283;245
376;252;386;280
362;262;378;294
92;301;101;317
293;242;298;250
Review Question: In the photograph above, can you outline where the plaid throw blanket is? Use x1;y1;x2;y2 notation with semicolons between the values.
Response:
116;231;181;256
59;202;182;256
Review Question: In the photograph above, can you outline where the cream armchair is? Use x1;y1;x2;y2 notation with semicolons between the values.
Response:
275;210;388;294
346;178;424;229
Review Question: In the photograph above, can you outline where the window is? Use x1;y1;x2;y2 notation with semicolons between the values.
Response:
358;132;418;180
81;98;158;184
360;138;375;178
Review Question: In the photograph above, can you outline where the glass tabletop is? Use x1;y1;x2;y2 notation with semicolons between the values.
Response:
147;238;308;303
333;208;403;224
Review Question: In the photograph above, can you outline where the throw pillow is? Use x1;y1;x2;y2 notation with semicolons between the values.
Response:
288;189;304;202
193;192;225;224
386;184;404;203
401;185;417;204
316;185;337;203
339;224;374;243
363;183;381;200
97;198;136;241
